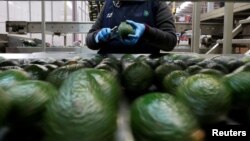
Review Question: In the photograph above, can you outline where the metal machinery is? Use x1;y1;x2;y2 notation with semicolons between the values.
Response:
1;0;250;55
173;2;250;54
200;3;250;54
4;21;95;53
174;22;223;52
4;21;224;52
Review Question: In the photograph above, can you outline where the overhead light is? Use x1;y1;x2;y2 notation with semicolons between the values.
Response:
176;2;192;13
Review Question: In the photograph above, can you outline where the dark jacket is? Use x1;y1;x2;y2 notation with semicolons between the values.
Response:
86;0;177;54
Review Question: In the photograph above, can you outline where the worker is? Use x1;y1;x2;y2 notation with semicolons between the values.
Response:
86;0;177;54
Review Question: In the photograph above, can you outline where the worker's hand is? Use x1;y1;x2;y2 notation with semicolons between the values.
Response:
95;28;111;43
121;20;145;46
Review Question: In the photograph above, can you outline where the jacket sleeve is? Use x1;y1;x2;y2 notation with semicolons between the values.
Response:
85;3;106;50
142;2;177;51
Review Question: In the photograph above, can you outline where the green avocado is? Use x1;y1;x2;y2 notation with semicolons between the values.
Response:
95;57;121;79
155;63;183;85
0;87;11;124
232;62;250;74
186;57;205;67
46;64;85;88
169;54;194;61
84;68;122;109
0;60;20;67
162;70;189;94
44;64;58;72
24;64;49;80
51;60;65;67
88;54;106;67
223;72;250;108
120;54;135;63
186;65;203;75
227;59;244;73
98;57;122;73
44;69;118;141
6;80;58;118
0;70;30;89
177;74;232;125
0;66;23;71
95;63;120;79
131;93;204;141
118;22;134;39
122;61;154;93
211;56;233;69
198;68;224;77
30;59;49;65
241;56;250;63
206;62;229;74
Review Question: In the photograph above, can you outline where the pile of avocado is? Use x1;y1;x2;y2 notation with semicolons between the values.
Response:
0;53;249;141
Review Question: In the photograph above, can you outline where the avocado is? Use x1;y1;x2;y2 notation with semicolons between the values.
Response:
169;53;194;61
30;59;48;65
198;69;224;77
232;62;250;74
172;59;187;69
227;59;244;73
0;87;11;125
186;65;203;75
46;64;85;88
135;55;158;69
120;54;135;63
177;74;232;125
6;80;58;118
144;57;159;69
44;64;58;72
95;63;120;79
206;62;229;74
155;63;183;84
84;68;122;109
24;64;49;80
78;59;94;68
51;60;65;67
186;57;205;67
99;57;122;73
0;70;30;89
64;60;78;65
88;54;106;67
196;60;211;68
241;56;250;63
211;56;233;69
121;55;136;70
223;72;250;108
0;60;20;67
157;54;174;64
0;66;23;71
122;61;154;94
44;69;118;141
95;57;121;79
135;55;147;62
131;93;204;141
162;70;189;94
118;22;134;39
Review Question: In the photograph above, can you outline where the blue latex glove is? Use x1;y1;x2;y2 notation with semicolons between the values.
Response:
121;20;145;46
95;28;111;43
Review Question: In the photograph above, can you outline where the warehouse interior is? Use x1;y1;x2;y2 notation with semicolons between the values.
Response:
0;1;250;141
0;1;250;55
